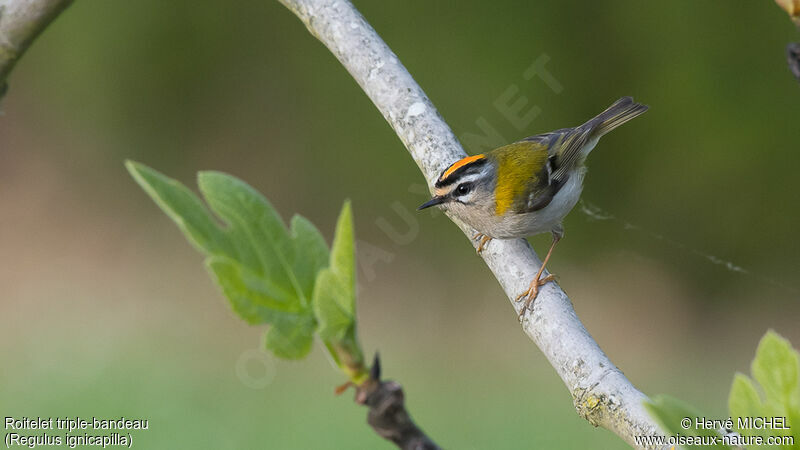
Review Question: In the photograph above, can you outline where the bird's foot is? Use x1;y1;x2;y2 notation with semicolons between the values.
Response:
515;273;557;319
472;233;492;253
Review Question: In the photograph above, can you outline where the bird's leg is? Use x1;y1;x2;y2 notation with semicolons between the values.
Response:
516;230;562;318
472;232;492;253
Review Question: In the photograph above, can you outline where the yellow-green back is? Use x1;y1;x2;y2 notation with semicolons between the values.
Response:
488;141;549;216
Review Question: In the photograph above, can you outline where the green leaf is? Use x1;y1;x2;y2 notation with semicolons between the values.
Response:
729;373;764;420
728;330;800;449
289;215;330;300
126;161;329;360
197;171;318;307
264;313;316;360
312;201;365;380
206;257;297;323
328;202;355;311
727;373;777;446
313;201;356;341
752;331;799;406
313;270;354;341
125;161;233;256
644;395;731;449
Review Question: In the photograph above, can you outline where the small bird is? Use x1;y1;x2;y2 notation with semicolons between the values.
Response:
418;97;648;317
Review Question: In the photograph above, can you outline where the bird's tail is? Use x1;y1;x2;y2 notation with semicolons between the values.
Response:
588;96;648;137
547;97;648;180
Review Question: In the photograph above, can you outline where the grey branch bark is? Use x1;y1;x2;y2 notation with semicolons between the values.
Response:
278;0;667;448
0;0;72;93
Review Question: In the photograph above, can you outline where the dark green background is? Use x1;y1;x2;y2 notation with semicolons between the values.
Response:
1;1;798;448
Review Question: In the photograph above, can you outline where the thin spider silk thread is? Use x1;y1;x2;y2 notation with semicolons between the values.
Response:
577;200;798;294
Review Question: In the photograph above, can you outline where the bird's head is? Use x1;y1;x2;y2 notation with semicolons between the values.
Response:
418;154;497;219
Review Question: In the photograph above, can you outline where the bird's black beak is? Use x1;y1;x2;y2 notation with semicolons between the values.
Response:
417;196;447;210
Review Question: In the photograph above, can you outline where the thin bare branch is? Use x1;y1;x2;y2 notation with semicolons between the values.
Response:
0;0;72;93
278;0;667;447
354;354;440;450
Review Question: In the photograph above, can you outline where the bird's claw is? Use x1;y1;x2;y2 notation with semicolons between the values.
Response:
472;233;492;253
515;274;557;319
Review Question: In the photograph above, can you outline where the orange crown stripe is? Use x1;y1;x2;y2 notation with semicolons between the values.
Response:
440;154;486;181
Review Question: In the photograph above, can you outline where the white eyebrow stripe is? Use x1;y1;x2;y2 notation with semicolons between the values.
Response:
454;173;483;185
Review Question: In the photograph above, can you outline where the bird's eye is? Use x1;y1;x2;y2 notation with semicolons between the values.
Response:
456;183;471;196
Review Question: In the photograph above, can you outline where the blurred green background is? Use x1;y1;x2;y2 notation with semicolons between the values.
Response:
1;0;799;448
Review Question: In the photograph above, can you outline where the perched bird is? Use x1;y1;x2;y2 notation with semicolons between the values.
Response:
418;97;648;317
